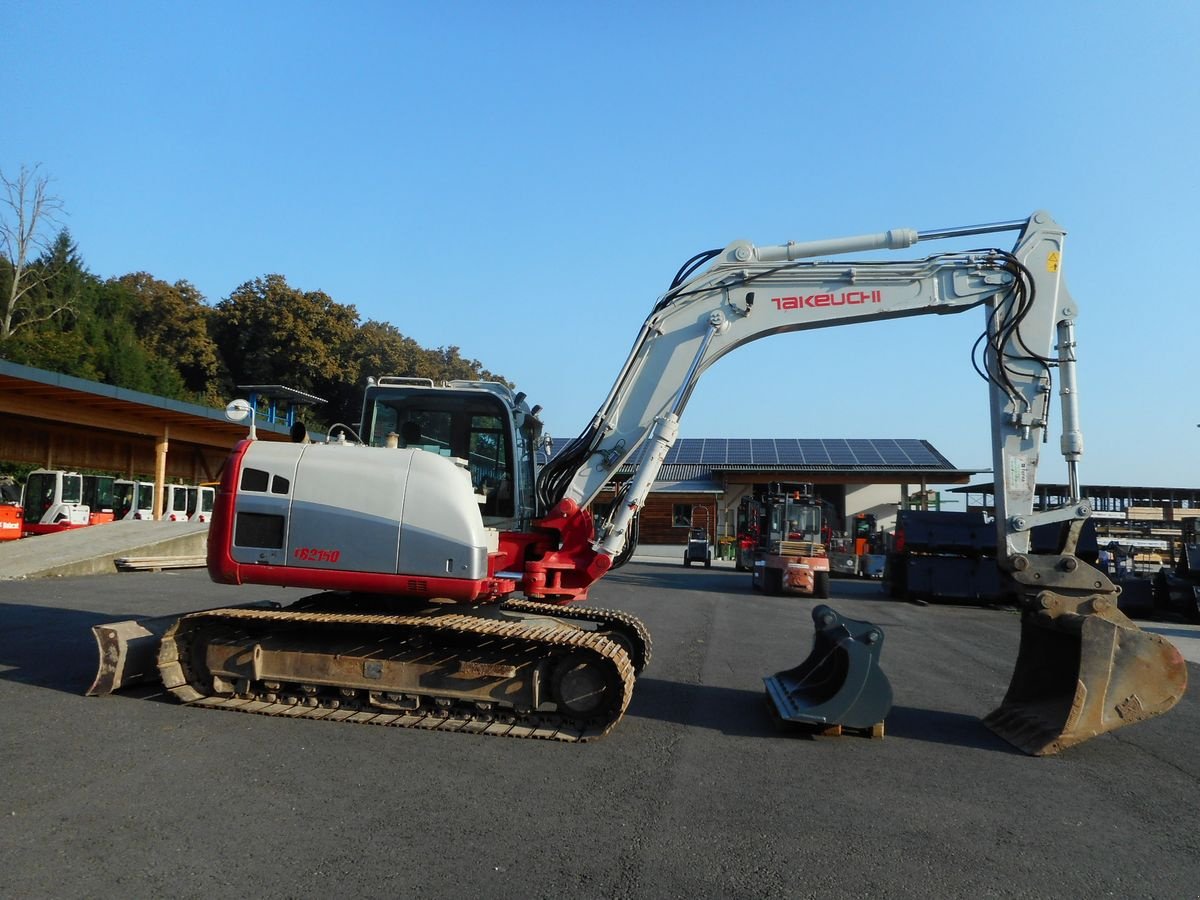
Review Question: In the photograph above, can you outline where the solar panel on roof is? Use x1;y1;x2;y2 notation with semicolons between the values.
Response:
697;439;728;465
888;440;926;465
825;440;857;463
796;439;821;465
799;439;831;465
895;438;941;466
726;438;753;463
868;439;906;465
776;439;805;464
548;435;954;472
847;439;886;465
751;439;778;465
671;439;705;464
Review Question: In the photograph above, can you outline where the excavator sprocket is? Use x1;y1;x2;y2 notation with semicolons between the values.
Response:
157;596;639;742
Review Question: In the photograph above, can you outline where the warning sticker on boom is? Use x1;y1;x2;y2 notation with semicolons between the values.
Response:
1009;458;1031;492
1047;251;1061;272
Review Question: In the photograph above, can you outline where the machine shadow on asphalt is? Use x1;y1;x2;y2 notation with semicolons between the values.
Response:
627;675;1021;753
881;705;1020;752
0;602;144;695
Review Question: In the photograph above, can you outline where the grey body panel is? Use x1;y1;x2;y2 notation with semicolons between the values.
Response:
230;441;491;580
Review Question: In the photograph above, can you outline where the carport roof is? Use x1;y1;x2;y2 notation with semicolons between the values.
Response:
0;359;294;445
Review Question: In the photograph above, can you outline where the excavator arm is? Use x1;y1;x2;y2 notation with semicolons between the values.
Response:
534;211;1187;754
541;212;1071;560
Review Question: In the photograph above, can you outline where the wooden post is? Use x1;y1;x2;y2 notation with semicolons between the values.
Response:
154;427;169;520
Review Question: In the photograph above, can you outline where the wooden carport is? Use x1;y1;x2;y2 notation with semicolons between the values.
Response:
0;359;296;519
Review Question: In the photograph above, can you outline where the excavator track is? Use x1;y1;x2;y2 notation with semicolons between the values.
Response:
499;597;653;673
158;604;636;742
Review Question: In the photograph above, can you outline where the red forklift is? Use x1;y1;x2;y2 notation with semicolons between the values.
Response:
745;484;831;597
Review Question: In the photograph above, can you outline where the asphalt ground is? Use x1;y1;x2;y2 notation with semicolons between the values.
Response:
1;563;1197;899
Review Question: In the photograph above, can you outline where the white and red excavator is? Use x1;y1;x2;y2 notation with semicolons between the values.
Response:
92;211;1187;755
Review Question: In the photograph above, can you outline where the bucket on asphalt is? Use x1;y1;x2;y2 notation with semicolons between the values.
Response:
764;605;893;731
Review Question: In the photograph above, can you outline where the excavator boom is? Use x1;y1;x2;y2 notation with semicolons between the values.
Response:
535;210;1185;753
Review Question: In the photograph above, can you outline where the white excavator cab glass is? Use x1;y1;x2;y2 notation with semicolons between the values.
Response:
22;472;57;524
82;475;114;513
136;483;155;517
61;473;83;505
361;382;523;527
113;481;135;519
468;415;510;515
513;417;539;525
21;471;85;526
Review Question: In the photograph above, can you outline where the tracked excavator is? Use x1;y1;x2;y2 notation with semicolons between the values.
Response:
92;211;1187;754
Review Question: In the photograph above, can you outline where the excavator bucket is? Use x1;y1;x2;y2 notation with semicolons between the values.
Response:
764;605;893;731
983;593;1187;755
87;614;178;696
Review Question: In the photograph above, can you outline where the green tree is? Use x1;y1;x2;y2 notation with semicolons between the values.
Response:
115;273;223;400
212;274;360;403
321;321;514;429
320;319;424;427
417;344;509;386
72;278;186;396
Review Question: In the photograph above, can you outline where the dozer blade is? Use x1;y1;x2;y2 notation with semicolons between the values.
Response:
764;605;893;731
88;601;283;696
984;592;1188;755
88;615;178;696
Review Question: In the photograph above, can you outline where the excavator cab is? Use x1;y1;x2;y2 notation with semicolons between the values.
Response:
361;377;542;532
20;469;89;535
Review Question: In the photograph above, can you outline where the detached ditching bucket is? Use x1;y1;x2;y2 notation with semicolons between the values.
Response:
764;605;893;735
984;590;1188;756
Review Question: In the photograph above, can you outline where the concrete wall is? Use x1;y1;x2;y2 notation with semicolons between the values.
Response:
844;483;902;533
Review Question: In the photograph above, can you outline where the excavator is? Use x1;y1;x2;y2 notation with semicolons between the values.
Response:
93;211;1187;755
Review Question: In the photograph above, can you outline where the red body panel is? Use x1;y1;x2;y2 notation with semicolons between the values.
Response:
22;521;91;538
0;506;23;541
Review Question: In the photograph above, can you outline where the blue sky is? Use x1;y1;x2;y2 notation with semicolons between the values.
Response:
8;2;1198;488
